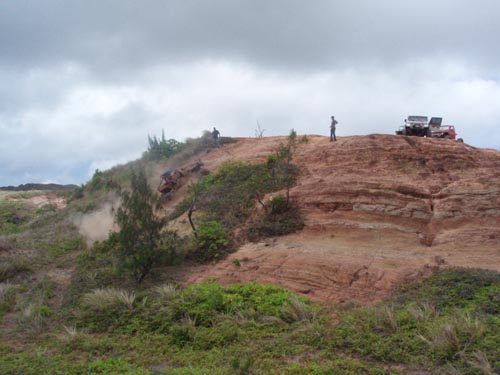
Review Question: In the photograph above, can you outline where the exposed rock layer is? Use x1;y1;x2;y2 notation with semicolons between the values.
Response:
167;134;500;304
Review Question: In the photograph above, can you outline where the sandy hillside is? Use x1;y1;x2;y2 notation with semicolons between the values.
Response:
162;134;500;304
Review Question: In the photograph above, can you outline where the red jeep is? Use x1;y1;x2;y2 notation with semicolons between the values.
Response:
430;125;457;140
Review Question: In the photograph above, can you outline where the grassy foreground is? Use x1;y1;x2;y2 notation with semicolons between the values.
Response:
2;267;500;374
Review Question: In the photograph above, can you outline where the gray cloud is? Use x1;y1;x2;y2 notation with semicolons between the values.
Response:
2;0;500;74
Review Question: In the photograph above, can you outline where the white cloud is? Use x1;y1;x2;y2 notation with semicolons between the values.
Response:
1;60;500;186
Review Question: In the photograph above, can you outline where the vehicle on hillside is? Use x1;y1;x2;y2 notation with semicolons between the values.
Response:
429;124;457;140
395;115;432;137
157;169;184;194
157;160;204;195
396;116;461;141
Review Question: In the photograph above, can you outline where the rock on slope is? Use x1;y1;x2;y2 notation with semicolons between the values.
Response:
167;134;500;304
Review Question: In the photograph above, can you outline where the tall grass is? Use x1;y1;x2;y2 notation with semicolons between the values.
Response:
467;351;495;375
154;283;180;302
407;301;438;323
17;304;50;332
376;304;399;333
81;288;136;311
418;311;485;360
280;296;316;323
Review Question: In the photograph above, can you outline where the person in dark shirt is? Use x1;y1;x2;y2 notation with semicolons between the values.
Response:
212;127;221;147
330;116;338;142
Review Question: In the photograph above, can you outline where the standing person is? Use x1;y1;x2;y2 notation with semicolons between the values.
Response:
212;127;220;147
330;116;338;142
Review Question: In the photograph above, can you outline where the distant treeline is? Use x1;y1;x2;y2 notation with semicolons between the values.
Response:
0;183;79;192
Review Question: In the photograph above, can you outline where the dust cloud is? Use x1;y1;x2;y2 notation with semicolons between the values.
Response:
72;201;119;245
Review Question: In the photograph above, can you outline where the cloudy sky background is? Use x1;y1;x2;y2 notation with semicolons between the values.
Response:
1;0;500;186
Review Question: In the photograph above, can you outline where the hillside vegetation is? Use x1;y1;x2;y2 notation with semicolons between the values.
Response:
1;131;500;374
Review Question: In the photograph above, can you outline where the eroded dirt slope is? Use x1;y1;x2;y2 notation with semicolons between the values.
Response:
165;135;500;304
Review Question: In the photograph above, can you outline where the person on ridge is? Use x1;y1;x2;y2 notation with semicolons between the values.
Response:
212;127;221;147
330;116;338;142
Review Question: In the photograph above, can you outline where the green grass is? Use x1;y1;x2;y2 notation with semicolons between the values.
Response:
333;268;500;373
8;268;500;374
0;279;401;375
0;198;35;235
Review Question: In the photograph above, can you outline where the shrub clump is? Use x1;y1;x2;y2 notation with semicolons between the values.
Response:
247;195;304;241
195;219;230;262
171;143;301;258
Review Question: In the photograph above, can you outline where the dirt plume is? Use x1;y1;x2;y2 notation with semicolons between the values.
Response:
72;201;118;244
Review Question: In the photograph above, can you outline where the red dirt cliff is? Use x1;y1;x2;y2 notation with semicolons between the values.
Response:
166;134;500;304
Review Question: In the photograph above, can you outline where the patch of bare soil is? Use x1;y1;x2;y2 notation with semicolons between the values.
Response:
29;194;67;209
162;135;500;304
6;193;67;209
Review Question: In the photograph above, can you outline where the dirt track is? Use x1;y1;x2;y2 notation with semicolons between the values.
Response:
164;134;500;304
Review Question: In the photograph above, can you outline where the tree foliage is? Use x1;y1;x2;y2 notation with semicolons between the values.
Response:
146;130;185;160
114;168;166;283
196;219;229;262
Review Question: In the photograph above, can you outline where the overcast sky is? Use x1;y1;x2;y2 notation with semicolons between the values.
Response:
1;0;500;186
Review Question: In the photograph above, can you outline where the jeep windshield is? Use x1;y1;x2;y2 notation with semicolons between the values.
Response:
407;116;428;123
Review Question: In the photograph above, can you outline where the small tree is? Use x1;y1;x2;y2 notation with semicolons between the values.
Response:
196;219;229;262
114;168;166;283
146;130;185;160
255;121;266;138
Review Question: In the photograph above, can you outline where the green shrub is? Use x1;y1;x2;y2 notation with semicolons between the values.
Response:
196;220;229;261
87;169;105;192
145;130;186;161
176;282;294;327
247;197;304;241
171;151;300;242
170;323;196;348
268;195;288;214
396;268;500;310
475;285;500;314
69;184;84;201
